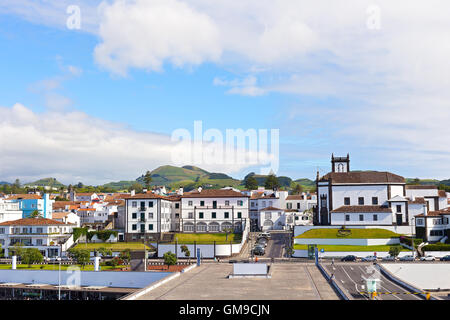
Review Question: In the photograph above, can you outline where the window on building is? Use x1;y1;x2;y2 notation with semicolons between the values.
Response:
344;198;350;205
0;228;3;234
132;212;137;219
148;224;153;231
225;200;230;206
345;215;350;221
37;227;43;233
132;201;137;208
132;224;137;231
199;212;204;219
36;239;43;246
262;201;266;207
212;212;216;219
396;205;402;213
251;202;255;207
140;201;145;210
358;197;364;205
372;197;378;205
149;201;154;208
224;212;229;219
265;212;271;220
200;201;205;207
297;203;300;209
188;201;193;206
237;212;242;219
140;224;145;233
148;213;153;219
287;203;292;209
188;212;193;219
373;214;378;221
359;214;364;221
238;200;243;206
175;203;179;209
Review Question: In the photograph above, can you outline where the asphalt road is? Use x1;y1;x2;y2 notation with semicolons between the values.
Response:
323;262;423;300
250;231;292;259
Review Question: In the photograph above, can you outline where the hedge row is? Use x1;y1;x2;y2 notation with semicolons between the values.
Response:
423;243;450;251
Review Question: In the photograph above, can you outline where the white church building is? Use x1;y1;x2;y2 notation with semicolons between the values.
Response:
315;154;448;230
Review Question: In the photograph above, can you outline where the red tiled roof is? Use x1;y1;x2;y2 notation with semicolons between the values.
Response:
416;207;450;217
331;205;392;213
321;171;405;184
181;189;248;198
0;218;66;226
408;197;426;204
7;194;42;200
405;185;437;190
52;212;70;219
261;206;283;211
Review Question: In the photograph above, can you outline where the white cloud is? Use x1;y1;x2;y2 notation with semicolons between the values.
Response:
94;0;222;75
213;75;265;96
0;104;274;184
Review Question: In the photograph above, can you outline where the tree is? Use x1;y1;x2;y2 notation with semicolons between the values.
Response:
143;171;152;189
180;245;191;263
292;183;303;195
29;210;42;218
10;243;24;258
224;228;234;242
77;182;84;189
389;246;401;258
163;251;177;268
21;248;43;267
265;174;280;190
129;182;143;193
244;176;258;190
98;247;112;258
68;248;90;269
119;249;131;264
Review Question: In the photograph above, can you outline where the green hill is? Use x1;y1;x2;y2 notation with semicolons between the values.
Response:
24;178;65;188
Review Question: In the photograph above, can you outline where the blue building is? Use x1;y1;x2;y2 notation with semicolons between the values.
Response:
9;194;53;219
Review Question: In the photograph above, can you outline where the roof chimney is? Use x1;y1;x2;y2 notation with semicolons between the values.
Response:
131;190;135;196
423;204;427;216
178;187;184;195
198;187;202;193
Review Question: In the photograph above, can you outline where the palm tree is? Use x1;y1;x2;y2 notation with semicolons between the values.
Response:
29;210;42;218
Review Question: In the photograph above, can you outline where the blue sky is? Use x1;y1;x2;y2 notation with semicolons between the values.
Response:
0;1;449;185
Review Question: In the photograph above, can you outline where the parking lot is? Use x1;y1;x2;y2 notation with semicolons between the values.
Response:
250;231;292;259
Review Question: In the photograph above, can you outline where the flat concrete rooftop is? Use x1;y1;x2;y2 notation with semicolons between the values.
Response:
136;263;339;300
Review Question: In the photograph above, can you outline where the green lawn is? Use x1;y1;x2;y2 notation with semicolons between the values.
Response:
0;264;121;271
295;228;402;239
293;244;407;252
172;233;242;244
73;242;152;251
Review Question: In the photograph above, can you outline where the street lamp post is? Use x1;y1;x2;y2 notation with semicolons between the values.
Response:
57;256;61;300
410;217;415;258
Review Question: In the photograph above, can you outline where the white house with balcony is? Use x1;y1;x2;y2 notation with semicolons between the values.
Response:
415;207;450;243
0;199;23;223
0;218;75;258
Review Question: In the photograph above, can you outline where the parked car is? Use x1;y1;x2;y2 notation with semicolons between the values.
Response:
257;238;268;247
381;255;396;261
399;255;415;261
420;255;435;261
440;255;450;261
341;255;357;262
258;232;271;239
252;246;265;256
361;255;378;262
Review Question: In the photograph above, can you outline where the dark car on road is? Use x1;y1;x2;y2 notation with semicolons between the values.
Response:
341;255;357;262
257;238;268;247
440;255;450;261
252;246;265;256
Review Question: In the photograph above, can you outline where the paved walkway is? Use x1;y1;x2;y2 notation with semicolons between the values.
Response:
136;263;339;300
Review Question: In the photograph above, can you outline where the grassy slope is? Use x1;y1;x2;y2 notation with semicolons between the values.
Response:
293;244;407;252
73;242;152;251
0;264;121;271
172;233;242;244
295;228;402;239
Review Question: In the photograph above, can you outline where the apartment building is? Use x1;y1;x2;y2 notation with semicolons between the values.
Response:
180;188;249;233
415;207;450;243
7;194;53;219
0;218;75;258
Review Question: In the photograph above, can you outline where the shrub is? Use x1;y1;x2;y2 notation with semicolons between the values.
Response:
423;243;450;251
163;251;177;266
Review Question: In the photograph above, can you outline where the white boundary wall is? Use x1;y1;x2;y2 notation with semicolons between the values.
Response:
154;220;250;258
423;251;450;258
294;225;412;237
294;238;399;246
381;263;450;290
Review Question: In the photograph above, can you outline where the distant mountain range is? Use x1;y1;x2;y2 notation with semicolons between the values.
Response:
4;167;450;192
